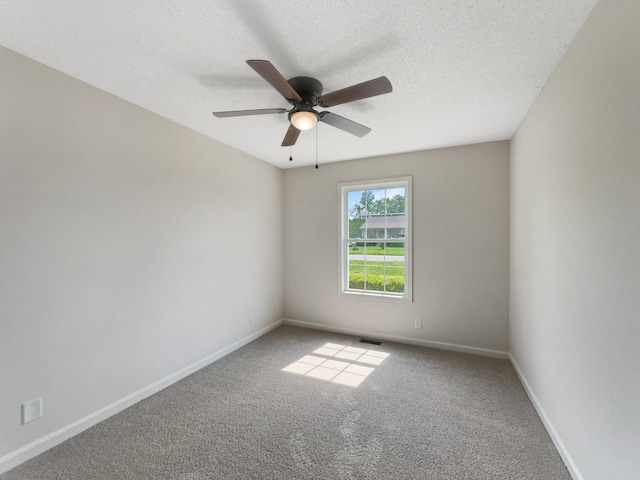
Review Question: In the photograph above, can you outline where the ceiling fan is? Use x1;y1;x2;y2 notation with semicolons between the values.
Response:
212;60;392;147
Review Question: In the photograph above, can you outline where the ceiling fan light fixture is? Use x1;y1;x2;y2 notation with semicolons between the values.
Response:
290;110;318;131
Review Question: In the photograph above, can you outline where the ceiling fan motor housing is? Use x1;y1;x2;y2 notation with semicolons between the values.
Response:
287;76;323;107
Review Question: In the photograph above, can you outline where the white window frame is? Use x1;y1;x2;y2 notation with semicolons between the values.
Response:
338;176;412;302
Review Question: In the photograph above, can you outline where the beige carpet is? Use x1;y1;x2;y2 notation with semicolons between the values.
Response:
1;325;570;479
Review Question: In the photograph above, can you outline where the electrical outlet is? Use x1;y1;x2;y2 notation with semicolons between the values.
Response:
22;397;42;424
414;318;422;329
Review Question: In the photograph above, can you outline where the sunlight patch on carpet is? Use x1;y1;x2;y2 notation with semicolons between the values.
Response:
282;343;389;387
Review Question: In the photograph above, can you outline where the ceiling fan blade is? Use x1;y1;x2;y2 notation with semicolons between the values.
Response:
318;76;392;107
213;108;287;118
281;124;301;147
319;111;371;137
247;60;302;103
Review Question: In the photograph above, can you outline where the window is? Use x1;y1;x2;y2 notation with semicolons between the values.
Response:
339;177;411;300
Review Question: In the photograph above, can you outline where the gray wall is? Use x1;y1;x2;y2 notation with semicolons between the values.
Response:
510;0;640;478
283;142;510;353
0;46;283;460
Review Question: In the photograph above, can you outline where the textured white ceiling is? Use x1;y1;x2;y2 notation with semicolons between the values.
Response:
0;0;598;168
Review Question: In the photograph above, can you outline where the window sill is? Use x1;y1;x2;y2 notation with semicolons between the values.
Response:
340;290;413;303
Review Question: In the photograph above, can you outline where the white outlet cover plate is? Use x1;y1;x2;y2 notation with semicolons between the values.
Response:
22;397;42;424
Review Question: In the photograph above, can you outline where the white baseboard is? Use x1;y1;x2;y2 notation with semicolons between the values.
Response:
509;355;583;480
282;318;509;359
0;319;282;475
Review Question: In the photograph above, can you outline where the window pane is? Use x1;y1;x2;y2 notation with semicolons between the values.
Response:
363;213;381;240
369;243;387;292
348;189;378;239
383;187;406;214
364;254;385;292
385;265;405;293
382;187;405;240
381;244;404;294
348;243;364;291
348;218;364;240
385;242;405;257
383;215;405;240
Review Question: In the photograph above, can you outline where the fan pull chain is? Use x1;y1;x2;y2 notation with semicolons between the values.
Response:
315;124;319;169
289;146;293;162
